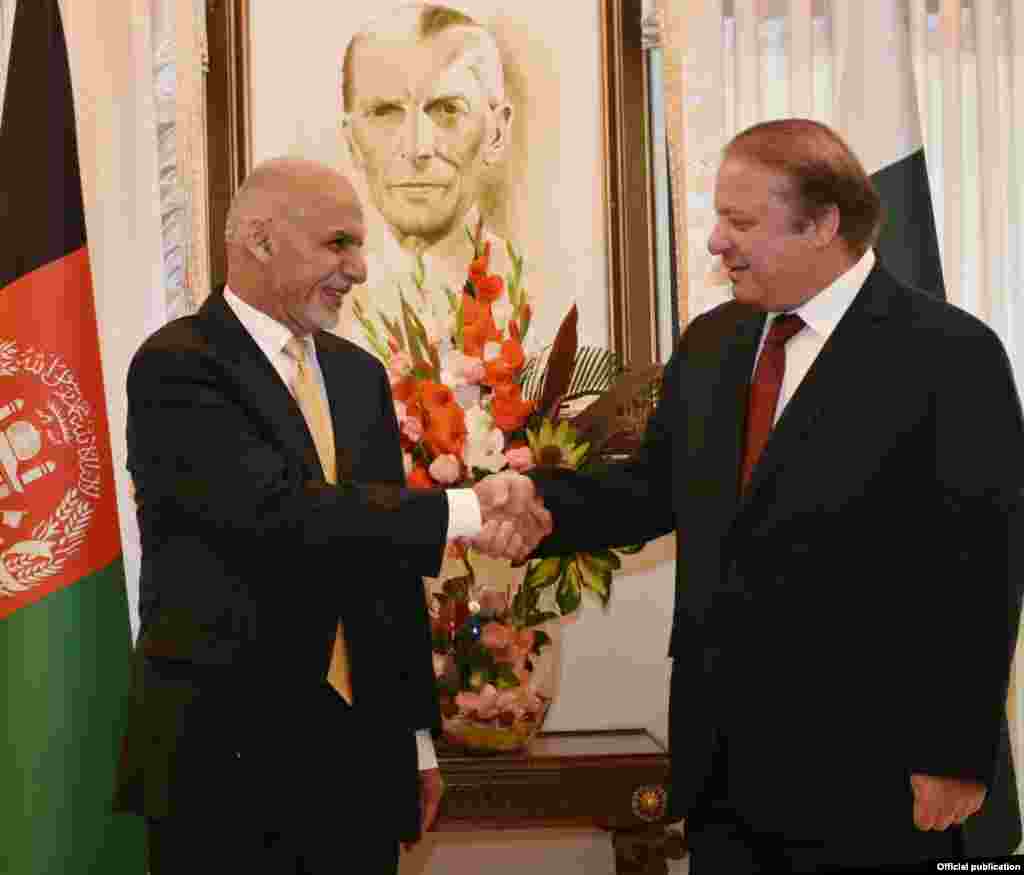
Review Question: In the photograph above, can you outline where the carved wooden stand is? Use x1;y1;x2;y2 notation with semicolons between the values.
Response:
436;729;687;875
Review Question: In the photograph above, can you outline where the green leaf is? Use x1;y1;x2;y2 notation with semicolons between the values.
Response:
445;285;458;314
399;294;428;371
414;254;425;289
494;664;522;689
582;549;621;573
525;610;560;627
380;311;407;352
523;556;565;591
615;543;646;555
530;630;551;654
577;554;613;608
556;562;583;615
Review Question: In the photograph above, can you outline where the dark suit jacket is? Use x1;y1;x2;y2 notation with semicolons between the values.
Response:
533;261;1024;855
113;289;446;843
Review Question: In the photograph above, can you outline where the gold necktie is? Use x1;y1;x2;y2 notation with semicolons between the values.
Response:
284;337;352;704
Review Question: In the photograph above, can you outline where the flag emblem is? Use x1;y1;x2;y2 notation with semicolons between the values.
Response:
0;335;104;607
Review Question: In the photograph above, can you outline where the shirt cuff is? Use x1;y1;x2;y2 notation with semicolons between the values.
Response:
445;487;483;541
416;729;438;770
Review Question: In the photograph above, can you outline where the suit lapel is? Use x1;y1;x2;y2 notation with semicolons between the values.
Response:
198;290;324;479
685;308;765;536
735;264;893;515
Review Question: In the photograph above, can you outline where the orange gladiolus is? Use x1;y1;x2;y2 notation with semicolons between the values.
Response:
391;375;417;404
491;381;535;433
408;465;434;489
391;376;425;427
420;380;467;457
475;274;504;304
469;240;492;284
483;334;526;386
461;292;500;358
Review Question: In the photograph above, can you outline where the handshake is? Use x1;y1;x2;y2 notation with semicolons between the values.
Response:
466;471;553;563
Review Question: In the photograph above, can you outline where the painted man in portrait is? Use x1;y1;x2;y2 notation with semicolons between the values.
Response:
339;2;519;355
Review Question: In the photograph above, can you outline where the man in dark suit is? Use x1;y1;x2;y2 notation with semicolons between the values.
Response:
113;157;550;874
532;119;1023;871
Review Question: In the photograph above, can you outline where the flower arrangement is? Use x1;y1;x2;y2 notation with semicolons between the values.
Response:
353;219;663;751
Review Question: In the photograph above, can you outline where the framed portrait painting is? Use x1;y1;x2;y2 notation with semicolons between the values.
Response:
205;0;657;366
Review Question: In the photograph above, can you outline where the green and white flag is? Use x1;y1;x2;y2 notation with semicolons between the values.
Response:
835;0;945;298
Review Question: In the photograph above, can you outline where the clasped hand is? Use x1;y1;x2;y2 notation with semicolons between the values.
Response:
468;472;553;563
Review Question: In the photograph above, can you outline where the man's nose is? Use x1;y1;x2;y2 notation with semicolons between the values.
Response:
400;107;436;162
341;249;367;285
707;223;729;256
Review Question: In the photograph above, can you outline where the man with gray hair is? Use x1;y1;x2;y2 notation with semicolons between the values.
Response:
339;2;517;354
113;157;551;874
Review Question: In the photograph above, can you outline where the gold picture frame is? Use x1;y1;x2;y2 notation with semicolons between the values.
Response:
204;0;657;366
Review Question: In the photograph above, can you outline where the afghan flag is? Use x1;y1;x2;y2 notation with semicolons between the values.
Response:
835;0;945;299
0;1;145;871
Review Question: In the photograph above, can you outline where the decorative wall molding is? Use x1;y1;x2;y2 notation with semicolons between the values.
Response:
0;0;17;125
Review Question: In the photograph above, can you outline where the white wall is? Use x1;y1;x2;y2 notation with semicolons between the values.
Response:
59;0;167;633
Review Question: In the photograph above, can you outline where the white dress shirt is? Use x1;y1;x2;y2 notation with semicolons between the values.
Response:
224;287;484;770
753;248;876;423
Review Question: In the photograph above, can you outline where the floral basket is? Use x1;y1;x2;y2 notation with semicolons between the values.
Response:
354;219;663;753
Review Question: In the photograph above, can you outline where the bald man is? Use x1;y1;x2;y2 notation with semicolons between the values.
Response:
113;158;550;874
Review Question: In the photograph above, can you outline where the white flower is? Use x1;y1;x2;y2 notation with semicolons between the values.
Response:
429;454;462;485
402;452;413;477
454;384;482;410
464;404;506;473
492;296;514;334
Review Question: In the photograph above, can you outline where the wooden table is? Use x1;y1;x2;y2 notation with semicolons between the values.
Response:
436;729;687;875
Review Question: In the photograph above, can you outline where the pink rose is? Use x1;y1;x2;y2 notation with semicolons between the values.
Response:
387;351;412;384
461;357;486;385
504;446;535;472
455;691;481;713
429;453;462;485
448;351;486;385
401;416;423;443
516;629;536;652
479;588;509;615
481;622;514;651
496;689;521;711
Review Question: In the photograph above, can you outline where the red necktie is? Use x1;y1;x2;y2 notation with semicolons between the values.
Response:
740;313;805;493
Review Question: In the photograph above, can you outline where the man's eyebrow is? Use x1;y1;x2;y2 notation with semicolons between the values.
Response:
426;92;470;105
327;230;363;245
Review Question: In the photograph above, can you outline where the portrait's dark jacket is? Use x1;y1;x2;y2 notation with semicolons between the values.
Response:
532;261;1024;856
112;288;446;842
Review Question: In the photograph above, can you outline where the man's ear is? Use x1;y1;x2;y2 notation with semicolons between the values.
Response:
482;102;513;166
810;204;841;249
245;218;274;263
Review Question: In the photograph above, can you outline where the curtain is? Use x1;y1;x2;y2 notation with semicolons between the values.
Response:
675;0;1023;843
680;1;1022;377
